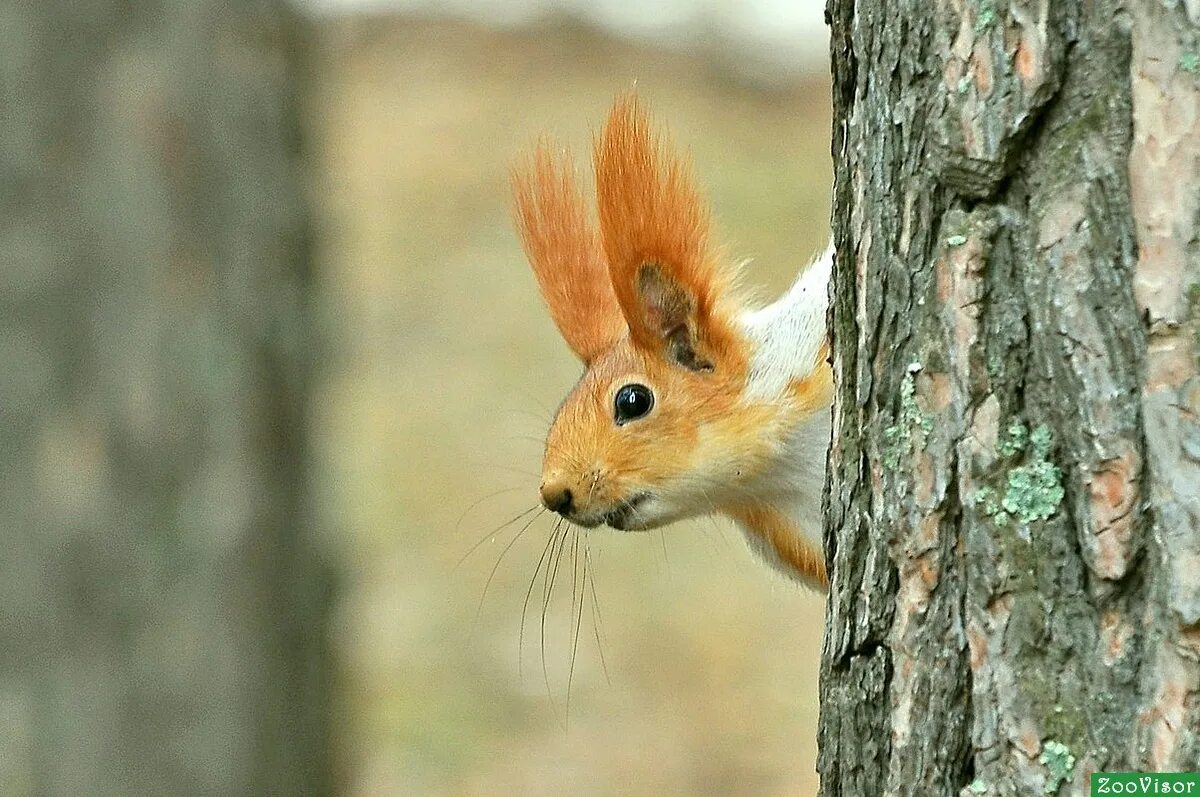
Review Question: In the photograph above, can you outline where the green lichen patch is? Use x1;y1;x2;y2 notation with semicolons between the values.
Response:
969;485;1009;527
968;778;989;794
998;420;1027;457
1180;52;1200;74
947;233;968;247
883;362;932;468
1039;740;1076;794
972;422;1063;528
974;0;997;34
1028;424;1052;458
1001;424;1063;523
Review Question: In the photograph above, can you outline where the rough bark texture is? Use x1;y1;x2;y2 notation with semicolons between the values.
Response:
819;1;1200;794
0;3;333;795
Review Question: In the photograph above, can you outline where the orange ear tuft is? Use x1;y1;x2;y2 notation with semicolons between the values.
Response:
511;142;626;364
593;94;736;361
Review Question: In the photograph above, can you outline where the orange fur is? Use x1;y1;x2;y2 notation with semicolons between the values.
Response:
542;335;758;522
593;94;740;362
511;142;625;363
789;360;834;415
725;505;828;588
514;95;831;589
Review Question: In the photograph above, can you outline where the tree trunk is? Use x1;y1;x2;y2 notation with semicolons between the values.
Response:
819;1;1200;794
0;3;333;795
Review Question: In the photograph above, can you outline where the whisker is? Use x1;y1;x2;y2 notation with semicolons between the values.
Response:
505;406;554;427
455;486;529;536
566;528;584;725
509;390;557;424
541;519;573;726
698;489;739;558
454;504;540;571
469;461;542;479
474;507;547;620
520;519;562;680
702;515;732;555
506;434;551;447
585;540;612;686
538;441;588;473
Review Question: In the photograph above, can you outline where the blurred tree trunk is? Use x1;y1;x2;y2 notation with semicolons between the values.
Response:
819;1;1199;794
0;3;333;796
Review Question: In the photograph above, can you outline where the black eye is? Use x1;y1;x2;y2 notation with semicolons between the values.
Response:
614;383;654;425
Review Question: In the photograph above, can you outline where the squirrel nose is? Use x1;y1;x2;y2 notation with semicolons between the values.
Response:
540;482;573;515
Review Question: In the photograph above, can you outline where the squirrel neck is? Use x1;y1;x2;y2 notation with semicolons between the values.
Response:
722;408;830;588
724;249;833;589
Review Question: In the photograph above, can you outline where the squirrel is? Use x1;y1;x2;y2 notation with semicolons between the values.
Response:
510;94;832;590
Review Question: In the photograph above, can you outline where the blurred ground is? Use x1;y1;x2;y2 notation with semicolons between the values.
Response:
309;16;832;796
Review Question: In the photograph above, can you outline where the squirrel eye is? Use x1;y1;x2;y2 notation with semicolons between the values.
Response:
614;383;654;425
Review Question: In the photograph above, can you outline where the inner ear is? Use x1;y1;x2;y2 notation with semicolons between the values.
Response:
637;262;713;372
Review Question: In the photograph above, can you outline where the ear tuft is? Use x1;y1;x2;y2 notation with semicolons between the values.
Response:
594;94;738;366
511;142;626;364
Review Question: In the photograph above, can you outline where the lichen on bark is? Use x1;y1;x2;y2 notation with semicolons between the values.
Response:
819;0;1200;794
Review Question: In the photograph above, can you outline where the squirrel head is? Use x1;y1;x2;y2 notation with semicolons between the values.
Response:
512;95;793;531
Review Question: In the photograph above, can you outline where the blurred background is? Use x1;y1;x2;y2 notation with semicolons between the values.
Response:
3;2;831;795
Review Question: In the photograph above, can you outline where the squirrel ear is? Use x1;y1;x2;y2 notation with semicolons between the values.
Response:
594;93;737;370
633;261;714;371
512;142;626;364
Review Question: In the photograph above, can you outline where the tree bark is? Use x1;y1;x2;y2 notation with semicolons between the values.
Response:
819;1;1200;794
0;3;333;795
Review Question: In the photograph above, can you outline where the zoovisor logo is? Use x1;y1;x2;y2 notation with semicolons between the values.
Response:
1093;774;1200;795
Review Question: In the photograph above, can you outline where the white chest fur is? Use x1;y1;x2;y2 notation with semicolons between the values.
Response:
740;248;832;403
733;247;833;565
